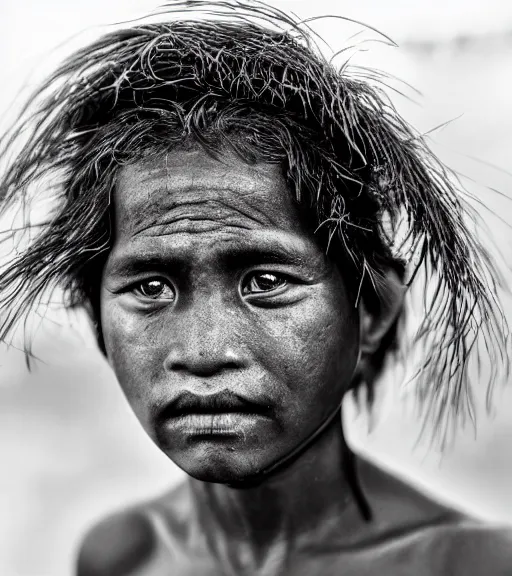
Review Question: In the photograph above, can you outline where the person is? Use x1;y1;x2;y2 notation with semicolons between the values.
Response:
0;1;511;574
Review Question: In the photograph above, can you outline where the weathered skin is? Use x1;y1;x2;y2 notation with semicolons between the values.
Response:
79;147;512;576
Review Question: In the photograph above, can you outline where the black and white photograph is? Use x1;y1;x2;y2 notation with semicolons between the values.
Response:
1;1;512;574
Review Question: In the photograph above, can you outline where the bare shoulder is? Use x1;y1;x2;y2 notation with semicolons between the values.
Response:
358;457;512;574
434;522;512;575
76;507;157;576
358;456;469;530
76;482;191;576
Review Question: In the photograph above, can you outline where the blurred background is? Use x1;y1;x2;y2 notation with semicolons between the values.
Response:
1;1;512;574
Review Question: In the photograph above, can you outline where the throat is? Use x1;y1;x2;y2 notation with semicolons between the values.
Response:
188;414;366;570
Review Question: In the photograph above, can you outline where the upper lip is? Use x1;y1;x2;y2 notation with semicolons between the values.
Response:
157;389;272;420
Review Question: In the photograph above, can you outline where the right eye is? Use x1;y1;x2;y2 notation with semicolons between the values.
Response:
131;279;176;301
242;272;288;295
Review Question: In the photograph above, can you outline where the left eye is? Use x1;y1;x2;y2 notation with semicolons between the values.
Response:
242;272;288;295
132;279;175;301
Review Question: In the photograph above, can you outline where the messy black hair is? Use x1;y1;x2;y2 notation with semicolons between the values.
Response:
0;0;508;441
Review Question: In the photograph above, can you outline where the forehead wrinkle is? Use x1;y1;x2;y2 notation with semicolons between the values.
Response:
117;156;288;208
114;151;306;240
133;220;255;239
127;196;276;238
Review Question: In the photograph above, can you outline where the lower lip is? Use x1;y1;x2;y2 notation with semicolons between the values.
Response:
166;412;268;435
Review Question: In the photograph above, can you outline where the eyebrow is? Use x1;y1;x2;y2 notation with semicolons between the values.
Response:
107;254;187;278
107;238;317;278
224;242;310;269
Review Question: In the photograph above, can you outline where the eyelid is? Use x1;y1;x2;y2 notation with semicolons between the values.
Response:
242;266;305;282
115;273;172;290
126;277;176;302
241;270;296;296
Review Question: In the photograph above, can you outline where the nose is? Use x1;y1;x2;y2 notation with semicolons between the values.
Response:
163;294;249;377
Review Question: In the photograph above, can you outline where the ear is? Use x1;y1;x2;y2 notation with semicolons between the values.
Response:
358;268;406;356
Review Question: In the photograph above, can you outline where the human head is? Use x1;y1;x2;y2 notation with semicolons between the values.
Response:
100;146;371;482
0;0;508;445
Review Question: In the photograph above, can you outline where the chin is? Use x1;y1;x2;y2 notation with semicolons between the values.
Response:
164;441;268;485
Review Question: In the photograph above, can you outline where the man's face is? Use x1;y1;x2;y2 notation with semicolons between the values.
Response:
100;147;360;483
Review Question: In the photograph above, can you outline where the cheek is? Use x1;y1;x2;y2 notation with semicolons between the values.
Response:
99;277;359;437
100;297;165;420
251;286;360;413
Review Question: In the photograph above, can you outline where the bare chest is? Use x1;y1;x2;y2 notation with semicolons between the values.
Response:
124;531;451;576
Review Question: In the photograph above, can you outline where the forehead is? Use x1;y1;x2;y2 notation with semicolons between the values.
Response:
113;148;307;238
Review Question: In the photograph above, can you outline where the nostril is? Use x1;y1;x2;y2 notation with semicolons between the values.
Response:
167;360;189;372
164;352;245;376
224;360;240;371
164;342;248;375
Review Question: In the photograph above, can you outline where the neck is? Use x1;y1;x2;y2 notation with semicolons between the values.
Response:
187;416;367;573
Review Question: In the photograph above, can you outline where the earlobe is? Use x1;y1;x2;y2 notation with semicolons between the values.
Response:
358;268;406;355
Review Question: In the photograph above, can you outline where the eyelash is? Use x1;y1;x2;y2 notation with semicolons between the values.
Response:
241;272;289;295
127;271;292;303
131;278;175;301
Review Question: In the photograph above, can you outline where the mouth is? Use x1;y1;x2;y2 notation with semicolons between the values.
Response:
156;389;273;436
